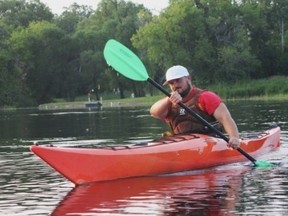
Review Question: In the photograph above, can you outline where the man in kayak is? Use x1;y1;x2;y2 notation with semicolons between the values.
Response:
150;65;240;149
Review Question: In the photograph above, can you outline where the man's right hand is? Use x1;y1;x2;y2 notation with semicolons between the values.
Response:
169;91;182;105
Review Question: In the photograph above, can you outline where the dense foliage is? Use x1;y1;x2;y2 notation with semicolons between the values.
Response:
0;0;287;107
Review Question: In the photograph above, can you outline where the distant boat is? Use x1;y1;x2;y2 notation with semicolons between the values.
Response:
85;101;102;110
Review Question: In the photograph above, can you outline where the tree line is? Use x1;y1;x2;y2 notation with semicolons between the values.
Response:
0;0;287;107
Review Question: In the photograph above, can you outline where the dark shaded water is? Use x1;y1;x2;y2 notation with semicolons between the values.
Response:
0;100;288;215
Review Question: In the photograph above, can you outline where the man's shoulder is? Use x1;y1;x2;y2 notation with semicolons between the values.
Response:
198;90;222;105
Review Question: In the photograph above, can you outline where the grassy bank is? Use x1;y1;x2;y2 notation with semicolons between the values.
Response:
39;95;163;110
209;76;288;99
39;76;288;110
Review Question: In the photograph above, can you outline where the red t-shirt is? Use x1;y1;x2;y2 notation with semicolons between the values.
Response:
197;91;222;115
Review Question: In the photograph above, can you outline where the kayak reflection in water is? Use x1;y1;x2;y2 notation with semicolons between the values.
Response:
150;65;240;149
51;166;248;216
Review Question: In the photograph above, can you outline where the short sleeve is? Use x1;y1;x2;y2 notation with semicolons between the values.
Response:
198;91;222;115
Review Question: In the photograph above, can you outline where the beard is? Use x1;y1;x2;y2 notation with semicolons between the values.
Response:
179;80;192;97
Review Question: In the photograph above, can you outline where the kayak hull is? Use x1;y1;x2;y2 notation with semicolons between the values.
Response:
30;127;280;185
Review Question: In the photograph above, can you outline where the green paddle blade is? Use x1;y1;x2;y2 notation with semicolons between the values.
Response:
254;160;274;168
103;39;149;81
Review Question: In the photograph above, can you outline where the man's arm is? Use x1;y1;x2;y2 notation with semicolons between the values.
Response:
150;92;183;120
213;103;240;149
150;97;171;120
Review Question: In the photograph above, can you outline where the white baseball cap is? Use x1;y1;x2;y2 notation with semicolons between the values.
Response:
163;65;189;85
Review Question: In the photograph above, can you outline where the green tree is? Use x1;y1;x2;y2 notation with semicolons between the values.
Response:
0;0;53;28
205;0;261;81
264;0;288;75
0;0;54;106
55;3;94;34
132;0;261;84
132;1;204;78
0;21;25;106
240;0;288;77
74;0;151;98
10;21;79;104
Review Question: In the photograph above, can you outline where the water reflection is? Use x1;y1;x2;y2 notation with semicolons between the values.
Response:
51;166;249;216
237;169;288;215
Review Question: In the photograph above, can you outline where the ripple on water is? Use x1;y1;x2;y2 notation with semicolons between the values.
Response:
0;152;73;215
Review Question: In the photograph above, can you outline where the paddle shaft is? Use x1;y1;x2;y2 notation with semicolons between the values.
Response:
147;78;257;165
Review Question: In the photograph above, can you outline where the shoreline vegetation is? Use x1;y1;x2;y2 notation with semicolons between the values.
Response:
38;93;288;110
38;76;288;110
1;0;288;109
2;76;288;110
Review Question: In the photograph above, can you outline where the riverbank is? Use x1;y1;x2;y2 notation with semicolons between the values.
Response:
13;75;288;110
38;93;288;110
38;95;163;110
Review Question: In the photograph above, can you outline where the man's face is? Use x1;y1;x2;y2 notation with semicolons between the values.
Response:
168;76;191;97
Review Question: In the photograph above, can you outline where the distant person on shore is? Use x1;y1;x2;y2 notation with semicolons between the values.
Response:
88;89;94;102
150;65;240;149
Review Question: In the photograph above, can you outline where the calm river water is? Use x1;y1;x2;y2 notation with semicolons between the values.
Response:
0;100;288;215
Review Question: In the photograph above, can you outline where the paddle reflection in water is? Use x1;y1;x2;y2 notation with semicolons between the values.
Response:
51;166;249;215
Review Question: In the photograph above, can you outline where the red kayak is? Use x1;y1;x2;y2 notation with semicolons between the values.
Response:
30;126;280;185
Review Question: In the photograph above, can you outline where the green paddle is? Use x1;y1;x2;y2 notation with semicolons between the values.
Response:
103;39;272;168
